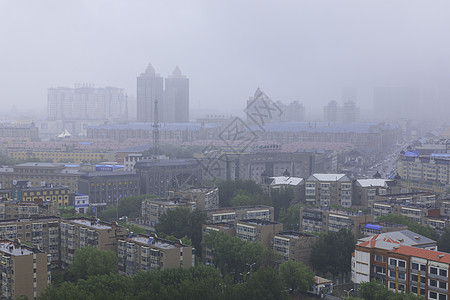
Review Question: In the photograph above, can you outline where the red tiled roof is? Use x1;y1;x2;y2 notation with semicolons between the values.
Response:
392;245;450;264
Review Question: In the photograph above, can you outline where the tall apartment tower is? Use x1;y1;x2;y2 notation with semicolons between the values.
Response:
137;63;164;122
164;66;189;123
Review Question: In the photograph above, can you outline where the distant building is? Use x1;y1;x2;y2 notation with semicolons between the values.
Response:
235;219;283;248
176;187;219;210
304;173;352;207
136;63;164;123
323;100;359;124
141;198;196;227
0;240;50;300
300;207;374;238
373;86;421;121
117;233;194;276
272;231;318;267
78;171;140;205
164;66;189;123
0;122;39;141
352;178;400;208
360;223;408;237
205;205;275;224
47;85;127;122
135;159;202;197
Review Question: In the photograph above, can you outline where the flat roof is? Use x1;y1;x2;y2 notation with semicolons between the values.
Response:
0;241;38;256
130;235;179;249
68;219;112;230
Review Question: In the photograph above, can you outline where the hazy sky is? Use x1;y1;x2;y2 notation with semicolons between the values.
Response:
1;0;450;117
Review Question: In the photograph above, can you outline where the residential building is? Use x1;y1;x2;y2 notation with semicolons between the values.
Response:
176;187;219;210
47;85;127;122
360;223;409;237
0;122;40;141
0;217;60;268
164;66;189;123
135;159;202;197
205;205;275;224
272;231;318;267
261;174;304;203
18;184;71;207
7;149;115;164
117;233;194;276
59;218;127;268
141;198;196;227
0;240;50;300
235;219;283;248
0;201;57;220
300;207;374;238
136;63;164;123
304;173;352;207
352;178;400;208
351;230;450;299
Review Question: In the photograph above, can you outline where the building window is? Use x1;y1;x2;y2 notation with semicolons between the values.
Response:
430;279;437;287
430;267;438;275
439;281;447;289
440;269;448;277
429;291;437;299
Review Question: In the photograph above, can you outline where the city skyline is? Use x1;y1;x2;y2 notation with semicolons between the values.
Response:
2;1;450;120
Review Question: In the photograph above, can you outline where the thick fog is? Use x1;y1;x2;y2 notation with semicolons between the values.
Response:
1;0;450;119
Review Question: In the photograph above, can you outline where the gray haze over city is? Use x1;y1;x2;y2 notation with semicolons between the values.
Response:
2;0;450;120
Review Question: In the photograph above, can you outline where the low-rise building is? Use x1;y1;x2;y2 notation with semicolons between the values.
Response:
0;240;50;300
352;230;450;299
304;173;352;207
300;207;374;238
352;178;399;208
235;219;283;248
117;233;194;276
272;231;318;267
141;198;196;227
176;187;219;210
59;218;127;268
360;222;408;237
205;205;275;224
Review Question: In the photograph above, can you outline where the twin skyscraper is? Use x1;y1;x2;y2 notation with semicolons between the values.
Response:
136;63;189;123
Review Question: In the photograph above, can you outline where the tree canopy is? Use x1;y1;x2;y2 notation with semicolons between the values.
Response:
279;260;314;294
67;246;118;281
358;280;424;300
155;207;206;253
310;229;355;277
377;214;439;241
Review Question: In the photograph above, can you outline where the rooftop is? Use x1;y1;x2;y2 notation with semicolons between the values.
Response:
358;230;436;248
0;240;39;256
129;234;188;249
269;176;303;186
68;219;112;230
89;122;221;131
356;179;392;188
237;219;280;226
308;173;348;182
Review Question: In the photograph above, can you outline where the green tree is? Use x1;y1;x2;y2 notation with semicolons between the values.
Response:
118;194;154;218
359;280;424;300
203;230;264;280
377;214;439;241
155;207;206;252
279;260;314;294
310;229;355;277
277;203;302;230
218;180;266;207
67;247;118;281
98;206;118;222
439;228;450;253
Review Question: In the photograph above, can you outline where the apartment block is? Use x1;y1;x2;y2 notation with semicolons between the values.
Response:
117;233;194;276
360;223;408;237
176;188;219;210
352;179;399;208
300;207;374;238
59;218;127;268
0;201;57;220
271;231;318;267
352;231;450;299
141;198;196;227
305;173;352;207
235;219;283;248
371;201;442;225
0;240;50;300
205;205;274;224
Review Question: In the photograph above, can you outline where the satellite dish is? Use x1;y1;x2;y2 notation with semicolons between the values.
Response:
12;180;17;186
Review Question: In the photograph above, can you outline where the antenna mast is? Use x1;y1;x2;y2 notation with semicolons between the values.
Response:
152;99;160;158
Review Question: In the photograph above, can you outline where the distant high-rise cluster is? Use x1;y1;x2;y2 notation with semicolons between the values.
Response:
323;100;359;124
47;85;127;122
245;88;305;126
137;64;189;123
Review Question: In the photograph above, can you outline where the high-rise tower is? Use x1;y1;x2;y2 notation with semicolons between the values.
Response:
164;66;189;123
136;63;164;122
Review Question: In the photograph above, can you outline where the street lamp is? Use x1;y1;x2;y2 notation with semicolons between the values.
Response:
344;288;354;298
246;262;256;274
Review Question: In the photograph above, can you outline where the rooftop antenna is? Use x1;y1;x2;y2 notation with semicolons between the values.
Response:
152;99;160;158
